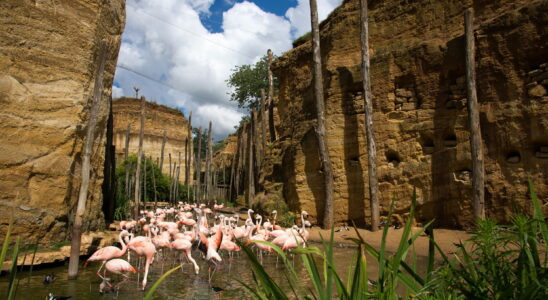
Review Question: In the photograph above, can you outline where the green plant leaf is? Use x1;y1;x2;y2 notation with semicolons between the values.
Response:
144;265;181;300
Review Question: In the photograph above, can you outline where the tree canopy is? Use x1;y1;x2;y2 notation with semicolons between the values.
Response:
226;55;278;110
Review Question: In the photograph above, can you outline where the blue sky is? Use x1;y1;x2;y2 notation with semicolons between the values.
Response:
113;0;343;140
202;0;299;32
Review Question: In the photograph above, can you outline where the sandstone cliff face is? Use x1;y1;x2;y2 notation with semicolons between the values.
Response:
266;0;547;228
112;98;193;183
0;0;125;244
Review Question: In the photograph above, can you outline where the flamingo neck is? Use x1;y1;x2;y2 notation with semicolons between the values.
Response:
119;231;127;251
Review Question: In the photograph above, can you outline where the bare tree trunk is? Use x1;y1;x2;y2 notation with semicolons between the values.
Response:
159;131;167;174
360;0;379;231
260;89;267;166
205;121;212;201
196;127;202;203
143;153;147;204
151;155;158;210
246;122;255;207
465;8;485;220
186;112;193;199
252;108;260;191
310;0;335;229
68;43;107;279
133;96;146;219
267;49;277;142
168;153;173;203
174;166;180;203
124;123;131;204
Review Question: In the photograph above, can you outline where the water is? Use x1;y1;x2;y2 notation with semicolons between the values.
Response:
1;244;428;299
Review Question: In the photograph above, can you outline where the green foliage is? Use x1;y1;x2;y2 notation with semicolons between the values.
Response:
427;181;548;299
238;183;547;299
226;55;278;110
144;265;182;300
1;221;20;300
115;155;194;220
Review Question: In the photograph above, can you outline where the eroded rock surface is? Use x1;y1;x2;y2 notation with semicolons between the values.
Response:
262;0;547;228
0;0;125;244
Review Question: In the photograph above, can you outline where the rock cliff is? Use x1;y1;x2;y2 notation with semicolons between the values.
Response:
232;0;547;228
112;97;193;183
0;0;125;244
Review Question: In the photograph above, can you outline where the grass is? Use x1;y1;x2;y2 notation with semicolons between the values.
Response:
1;220;21;300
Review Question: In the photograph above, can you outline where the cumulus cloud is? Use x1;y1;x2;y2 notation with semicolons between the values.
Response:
113;0;342;140
286;0;343;38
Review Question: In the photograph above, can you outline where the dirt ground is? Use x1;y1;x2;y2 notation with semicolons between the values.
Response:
306;226;471;258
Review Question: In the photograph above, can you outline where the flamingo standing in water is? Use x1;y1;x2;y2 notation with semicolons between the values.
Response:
84;230;130;279
127;238;156;290
104;258;136;289
171;238;200;274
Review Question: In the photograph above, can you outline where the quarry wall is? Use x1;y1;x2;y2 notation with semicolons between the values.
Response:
0;0;125;243
112;97;193;184
228;0;548;228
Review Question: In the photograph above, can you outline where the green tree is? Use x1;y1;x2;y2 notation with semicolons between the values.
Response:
226;55;278;109
115;155;193;220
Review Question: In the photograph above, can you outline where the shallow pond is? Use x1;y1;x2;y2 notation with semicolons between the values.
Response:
1;243;428;299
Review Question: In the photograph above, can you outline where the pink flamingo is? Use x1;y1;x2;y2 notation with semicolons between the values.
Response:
84;230;130;279
104;258;136;289
127;239;156;290
171;238;200;274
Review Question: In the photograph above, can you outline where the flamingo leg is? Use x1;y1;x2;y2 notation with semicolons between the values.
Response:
142;258;151;290
96;261;106;279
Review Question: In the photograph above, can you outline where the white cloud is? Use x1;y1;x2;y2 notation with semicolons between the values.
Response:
113;0;342;139
286;0;343;38
112;85;124;98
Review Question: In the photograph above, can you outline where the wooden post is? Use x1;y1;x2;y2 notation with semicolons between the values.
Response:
260;89;267;166
159;131;167;174
133;95;146;219
309;0;335;229
123;123;131;204
465;8;485;219
205;121;213;201
143;153;147;204
246;121;255;207
168;153;172;203
151;155;158;210
68;43;107;279
360;0;379;231
267;49;277;142
196;126;202;203
186;112;193;200
252;108;260;191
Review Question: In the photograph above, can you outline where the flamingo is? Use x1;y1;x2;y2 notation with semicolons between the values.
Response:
127;239;156;290
171;238;200;274
104;258;136;289
84;230;130;279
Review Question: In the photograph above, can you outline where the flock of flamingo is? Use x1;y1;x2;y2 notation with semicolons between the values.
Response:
85;203;311;293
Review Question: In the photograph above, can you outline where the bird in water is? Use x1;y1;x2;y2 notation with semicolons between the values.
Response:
43;273;55;284
47;293;71;300
99;277;115;294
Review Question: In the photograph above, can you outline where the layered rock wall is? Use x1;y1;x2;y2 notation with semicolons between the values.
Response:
0;0;125;243
112;98;193;183
265;0;547;228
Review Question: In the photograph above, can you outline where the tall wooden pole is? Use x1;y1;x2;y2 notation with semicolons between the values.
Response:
123;123;131;204
151;155;158;210
186;112;193;199
68;43;107;279
143;153;147;204
465;8;485;219
246;122;255;207
168;153;172;203
360;0;379;231
252;108;260;191
310;0;335;229
159;131;167;174
260;89;267;166
267;49;277;142
133;96;146;219
196;126;203;203
205;121;213;201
